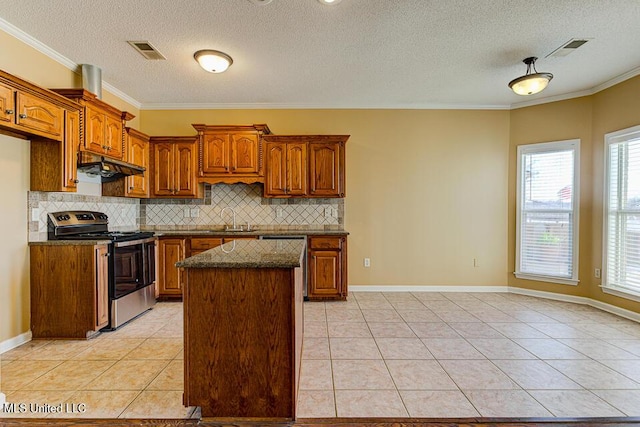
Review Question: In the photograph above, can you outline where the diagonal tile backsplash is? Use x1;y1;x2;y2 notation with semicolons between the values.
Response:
29;184;344;240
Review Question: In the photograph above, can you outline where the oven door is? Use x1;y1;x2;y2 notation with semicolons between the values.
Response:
113;237;156;299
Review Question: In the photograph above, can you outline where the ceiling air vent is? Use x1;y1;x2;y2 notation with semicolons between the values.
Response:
127;41;166;60
546;38;591;58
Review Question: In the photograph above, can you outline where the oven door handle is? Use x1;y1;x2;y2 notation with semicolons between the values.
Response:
113;237;157;248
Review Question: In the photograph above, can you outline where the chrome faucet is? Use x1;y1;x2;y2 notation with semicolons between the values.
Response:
220;207;243;231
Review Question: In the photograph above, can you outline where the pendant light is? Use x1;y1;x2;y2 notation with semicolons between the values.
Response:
194;50;233;73
508;57;553;96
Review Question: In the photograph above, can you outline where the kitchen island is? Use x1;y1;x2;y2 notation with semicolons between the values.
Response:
176;239;306;420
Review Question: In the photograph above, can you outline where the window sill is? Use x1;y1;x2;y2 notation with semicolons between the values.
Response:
601;285;640;304
514;272;579;286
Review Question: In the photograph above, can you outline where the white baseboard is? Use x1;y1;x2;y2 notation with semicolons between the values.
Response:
350;285;640;323
509;286;640;323
349;285;509;293
0;330;31;355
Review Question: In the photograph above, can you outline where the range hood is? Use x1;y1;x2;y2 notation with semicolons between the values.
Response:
77;153;145;182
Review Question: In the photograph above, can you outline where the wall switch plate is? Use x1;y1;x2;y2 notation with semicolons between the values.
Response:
276;207;283;218
364;258;371;267
183;207;190;218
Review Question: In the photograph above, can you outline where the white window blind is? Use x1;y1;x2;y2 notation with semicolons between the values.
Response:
604;125;640;298
516;140;579;284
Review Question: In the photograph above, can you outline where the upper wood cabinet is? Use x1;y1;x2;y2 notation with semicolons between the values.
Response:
0;70;83;143
192;124;272;184
264;137;308;197
262;135;348;198
51;89;130;160
150;136;200;198
102;127;151;198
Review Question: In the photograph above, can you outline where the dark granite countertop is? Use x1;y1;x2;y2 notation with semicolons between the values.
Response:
153;229;348;237
176;239;306;269
29;240;112;246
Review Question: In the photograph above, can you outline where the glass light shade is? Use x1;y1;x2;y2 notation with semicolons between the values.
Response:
194;50;233;73
509;72;553;96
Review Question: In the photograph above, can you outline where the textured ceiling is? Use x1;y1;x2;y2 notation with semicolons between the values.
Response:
0;0;639;109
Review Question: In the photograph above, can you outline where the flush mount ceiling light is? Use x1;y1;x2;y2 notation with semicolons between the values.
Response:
508;56;553;96
194;50;233;73
318;0;342;4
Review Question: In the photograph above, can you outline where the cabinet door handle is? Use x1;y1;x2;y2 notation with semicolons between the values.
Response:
19;113;27;119
129;186;134;190
5;109;13;115
104;253;110;257
73;179;79;184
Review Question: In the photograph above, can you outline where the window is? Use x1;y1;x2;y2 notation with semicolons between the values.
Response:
516;139;580;285
603;125;640;300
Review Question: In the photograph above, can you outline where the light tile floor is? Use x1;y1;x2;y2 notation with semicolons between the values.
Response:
1;292;640;419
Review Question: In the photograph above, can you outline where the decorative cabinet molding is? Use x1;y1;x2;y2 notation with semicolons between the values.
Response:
150;136;200;198
262;135;348;198
192;124;272;184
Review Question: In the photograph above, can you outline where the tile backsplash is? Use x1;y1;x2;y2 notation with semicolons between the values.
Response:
29;184;344;240
142;184;343;231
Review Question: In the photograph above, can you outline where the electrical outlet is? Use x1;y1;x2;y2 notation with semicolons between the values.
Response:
190;208;199;218
595;268;601;279
276;207;283;218
364;258;371;267
473;258;479;267
324;207;332;217
31;208;40;222
183;207;190;218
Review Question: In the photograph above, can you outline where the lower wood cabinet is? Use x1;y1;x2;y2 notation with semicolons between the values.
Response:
30;243;109;339
307;235;348;301
157;237;187;299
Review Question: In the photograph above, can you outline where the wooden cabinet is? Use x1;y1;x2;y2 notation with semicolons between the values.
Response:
30;243;110;338
264;139;308;197
150;136;200;198
308;235;348;300
189;237;223;256
263;135;348;198
102;127;150;198
51;89;129;159
192;124;271;184
157;237;187;299
0;80;64;141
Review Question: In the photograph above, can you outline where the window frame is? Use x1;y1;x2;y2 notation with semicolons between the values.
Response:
515;139;580;285
602;124;640;302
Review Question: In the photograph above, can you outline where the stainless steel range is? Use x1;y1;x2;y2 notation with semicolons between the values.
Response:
48;210;156;330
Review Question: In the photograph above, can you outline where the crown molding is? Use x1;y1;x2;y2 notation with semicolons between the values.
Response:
140;102;511;111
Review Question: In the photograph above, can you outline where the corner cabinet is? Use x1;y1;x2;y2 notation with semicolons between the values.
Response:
192;124;272;184
102;127;151;198
30;243;110;339
307;235;348;300
262;135;348;198
0;70;82;192
150;136;200;198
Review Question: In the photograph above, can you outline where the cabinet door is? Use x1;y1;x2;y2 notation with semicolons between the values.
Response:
63;110;80;190
264;142;287;196
174;141;198;197
287;142;308;196
231;133;259;174
309;249;342;299
309;142;343;197
104;114;123;159
125;134;149;197
153;143;175;196
16;91;64;140
85;105;106;154
158;238;186;296
95;245;110;329
0;82;15;125
201;133;230;174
